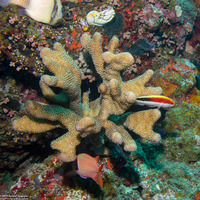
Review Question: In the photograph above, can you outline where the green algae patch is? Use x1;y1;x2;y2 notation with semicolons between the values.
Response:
162;102;200;163
164;102;200;135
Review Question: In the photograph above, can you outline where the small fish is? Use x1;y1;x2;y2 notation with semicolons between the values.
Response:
79;18;88;31
135;95;175;109
0;0;63;25
77;153;103;187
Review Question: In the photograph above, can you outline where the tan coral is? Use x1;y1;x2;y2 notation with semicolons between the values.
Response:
40;42;82;114
81;32;104;77
13;43;83;162
12;115;60;133
51;127;80;162
124;109;162;142
13;32;166;162
80;32;162;151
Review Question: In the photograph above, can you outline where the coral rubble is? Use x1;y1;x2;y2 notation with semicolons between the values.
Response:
12;32;164;163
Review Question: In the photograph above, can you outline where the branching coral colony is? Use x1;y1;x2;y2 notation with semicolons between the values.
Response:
12;32;163;162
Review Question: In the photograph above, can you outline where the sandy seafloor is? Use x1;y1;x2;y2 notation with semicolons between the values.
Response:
0;0;199;199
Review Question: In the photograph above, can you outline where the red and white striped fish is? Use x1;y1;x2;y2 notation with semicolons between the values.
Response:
135;95;175;109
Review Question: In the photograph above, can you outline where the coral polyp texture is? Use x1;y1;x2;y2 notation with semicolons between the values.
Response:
12;32;163;162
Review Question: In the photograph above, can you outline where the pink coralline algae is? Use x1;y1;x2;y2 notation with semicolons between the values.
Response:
142;4;163;30
151;58;197;99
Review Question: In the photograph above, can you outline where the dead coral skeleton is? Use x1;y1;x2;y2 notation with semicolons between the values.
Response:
13;32;163;162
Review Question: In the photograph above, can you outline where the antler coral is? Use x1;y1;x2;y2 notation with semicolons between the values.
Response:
13;32;163;162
